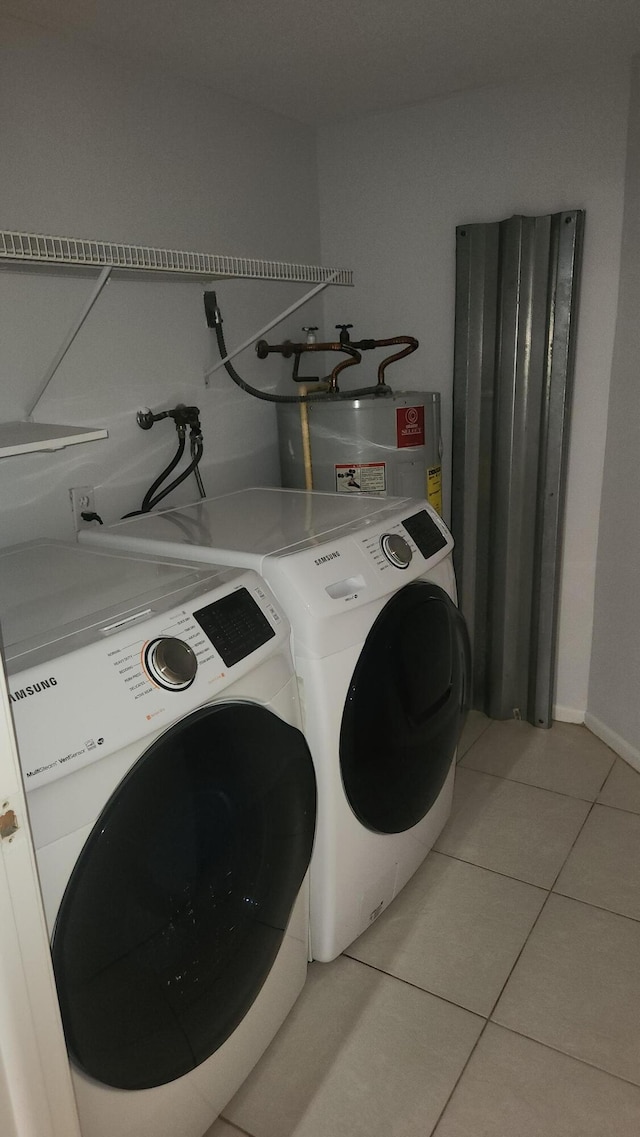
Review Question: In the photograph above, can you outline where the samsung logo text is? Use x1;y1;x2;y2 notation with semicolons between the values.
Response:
10;677;58;703
314;551;341;566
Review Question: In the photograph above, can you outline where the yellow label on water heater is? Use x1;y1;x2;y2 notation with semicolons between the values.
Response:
427;465;442;516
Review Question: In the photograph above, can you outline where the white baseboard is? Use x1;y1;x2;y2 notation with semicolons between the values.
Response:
584;713;640;774
552;704;585;724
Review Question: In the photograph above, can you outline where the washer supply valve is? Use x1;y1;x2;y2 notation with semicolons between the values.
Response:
136;404;202;437
125;403;206;517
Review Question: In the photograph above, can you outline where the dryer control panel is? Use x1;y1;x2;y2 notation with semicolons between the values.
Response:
269;503;454;624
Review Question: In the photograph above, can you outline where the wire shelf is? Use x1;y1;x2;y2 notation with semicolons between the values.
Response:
0;229;353;285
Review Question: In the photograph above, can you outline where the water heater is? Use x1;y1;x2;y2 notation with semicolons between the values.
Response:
277;390;442;512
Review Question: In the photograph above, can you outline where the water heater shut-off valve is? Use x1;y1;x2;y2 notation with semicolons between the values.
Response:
335;324;353;345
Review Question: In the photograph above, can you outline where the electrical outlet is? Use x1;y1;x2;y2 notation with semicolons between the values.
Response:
69;486;96;530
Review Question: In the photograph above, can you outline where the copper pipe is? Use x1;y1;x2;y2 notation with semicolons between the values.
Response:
256;338;361;357
374;337;419;386
256;339;362;393
285;341;362;392
327;350;362;392
329;331;420;386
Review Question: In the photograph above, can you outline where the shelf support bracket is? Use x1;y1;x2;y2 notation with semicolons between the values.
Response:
26;266;112;419
203;272;339;385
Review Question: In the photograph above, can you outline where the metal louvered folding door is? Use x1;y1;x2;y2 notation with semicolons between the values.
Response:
452;211;584;727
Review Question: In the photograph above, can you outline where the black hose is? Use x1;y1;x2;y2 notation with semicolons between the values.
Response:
145;441;205;512
141;433;186;512
213;311;391;404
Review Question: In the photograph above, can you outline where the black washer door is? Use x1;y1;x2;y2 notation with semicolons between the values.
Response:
51;702;316;1091
340;581;470;834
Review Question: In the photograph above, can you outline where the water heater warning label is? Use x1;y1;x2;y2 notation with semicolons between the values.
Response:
427;464;443;516
335;463;386;493
396;405;425;448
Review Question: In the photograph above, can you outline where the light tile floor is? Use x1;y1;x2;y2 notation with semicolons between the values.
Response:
206;715;640;1136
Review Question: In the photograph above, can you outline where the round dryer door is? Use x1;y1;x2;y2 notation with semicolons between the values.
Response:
51;702;316;1091
340;580;470;834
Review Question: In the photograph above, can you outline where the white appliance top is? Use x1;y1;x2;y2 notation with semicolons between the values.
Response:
0;539;236;663
78;486;417;567
78;488;455;654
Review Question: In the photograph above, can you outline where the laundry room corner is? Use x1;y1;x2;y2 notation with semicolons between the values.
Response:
0;15;328;546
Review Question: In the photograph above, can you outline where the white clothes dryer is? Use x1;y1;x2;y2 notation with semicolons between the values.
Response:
0;539;316;1137
79;489;470;962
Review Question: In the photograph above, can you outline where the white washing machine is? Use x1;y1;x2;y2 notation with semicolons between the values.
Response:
79;488;470;962
0;539;316;1137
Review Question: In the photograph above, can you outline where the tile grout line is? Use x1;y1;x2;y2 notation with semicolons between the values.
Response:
427;795;603;1135
458;713;622;799
426;1019;492;1135
217;1120;254;1137
547;886;640;926
592;798;640;820
483;800;598;1028
427;882;561;1135
342;953;489;1020
432;847;551;890
547;799;597;893
489;798;599;1016
336;960;494;1137
456;717;493;761
456;760;614;805
490;1020;640;1091
594;753;619;794
350;828;640;1024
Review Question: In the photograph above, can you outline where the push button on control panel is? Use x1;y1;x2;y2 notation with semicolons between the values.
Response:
380;532;413;569
144;637;198;690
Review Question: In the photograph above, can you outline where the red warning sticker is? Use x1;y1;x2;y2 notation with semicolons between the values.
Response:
396;405;425;448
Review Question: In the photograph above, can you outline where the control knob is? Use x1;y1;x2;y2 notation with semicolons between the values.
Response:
380;532;412;569
144;637;198;690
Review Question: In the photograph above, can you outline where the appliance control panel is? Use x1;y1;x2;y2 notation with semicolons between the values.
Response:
271;504;453;619
194;585;276;667
8;572;286;790
357;507;450;580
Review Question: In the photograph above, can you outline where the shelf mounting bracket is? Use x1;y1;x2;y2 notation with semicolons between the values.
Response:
26;266;112;419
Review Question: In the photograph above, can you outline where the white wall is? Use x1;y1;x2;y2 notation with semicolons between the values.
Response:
0;17;324;543
317;70;630;721
587;58;640;766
